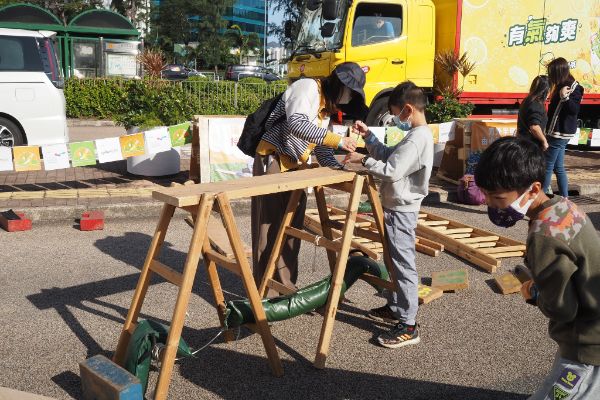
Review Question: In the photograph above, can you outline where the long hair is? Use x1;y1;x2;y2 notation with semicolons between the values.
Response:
320;73;347;114
547;57;575;88
525;75;550;104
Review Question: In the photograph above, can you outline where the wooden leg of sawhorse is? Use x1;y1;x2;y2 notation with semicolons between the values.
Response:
113;203;176;365
314;174;365;369
314;185;337;273
364;175;398;286
217;193;283;376
258;189;305;298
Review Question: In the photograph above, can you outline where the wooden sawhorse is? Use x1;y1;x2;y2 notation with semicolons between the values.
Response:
112;167;369;399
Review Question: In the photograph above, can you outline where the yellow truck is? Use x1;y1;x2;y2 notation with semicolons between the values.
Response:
287;0;600;126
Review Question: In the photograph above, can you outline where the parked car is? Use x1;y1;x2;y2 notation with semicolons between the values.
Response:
161;64;205;80
0;28;68;147
225;65;281;82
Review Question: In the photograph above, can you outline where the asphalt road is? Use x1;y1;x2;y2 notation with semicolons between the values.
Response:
1;199;600;399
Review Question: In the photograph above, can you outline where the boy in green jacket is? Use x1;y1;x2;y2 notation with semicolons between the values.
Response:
474;137;600;399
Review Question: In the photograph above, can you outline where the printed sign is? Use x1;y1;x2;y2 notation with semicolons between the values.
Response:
471;120;517;150
69;141;96;167
120;133;145;158
207;118;253;181
41;144;70;170
0;147;13;171
144;127;172;154
13;146;41;171
95;137;124;163
169;122;192;147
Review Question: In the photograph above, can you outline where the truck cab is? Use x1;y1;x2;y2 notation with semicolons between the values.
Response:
287;0;435;125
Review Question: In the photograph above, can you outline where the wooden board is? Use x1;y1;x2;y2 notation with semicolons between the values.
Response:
431;269;469;292
494;272;522;295
418;284;443;304
154;167;357;206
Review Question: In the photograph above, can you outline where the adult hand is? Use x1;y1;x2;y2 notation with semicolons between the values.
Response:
339;136;357;152
560;86;571;99
542;140;549;151
352;121;369;138
520;280;536;301
343;152;364;164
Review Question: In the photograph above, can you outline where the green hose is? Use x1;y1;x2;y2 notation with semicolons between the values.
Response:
223;256;388;329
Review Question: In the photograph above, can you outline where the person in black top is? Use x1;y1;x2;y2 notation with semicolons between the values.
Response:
544;57;584;197
517;75;550;150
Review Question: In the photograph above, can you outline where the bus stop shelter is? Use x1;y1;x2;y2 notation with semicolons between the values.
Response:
0;3;142;78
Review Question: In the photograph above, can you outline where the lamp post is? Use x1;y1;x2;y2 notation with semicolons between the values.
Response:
263;0;267;67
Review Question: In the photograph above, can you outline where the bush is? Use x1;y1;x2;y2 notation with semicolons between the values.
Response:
64;77;288;127
426;91;474;123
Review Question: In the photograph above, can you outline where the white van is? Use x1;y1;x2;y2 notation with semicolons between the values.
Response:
0;28;68;147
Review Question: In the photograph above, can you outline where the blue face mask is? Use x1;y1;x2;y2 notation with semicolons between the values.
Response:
392;107;412;131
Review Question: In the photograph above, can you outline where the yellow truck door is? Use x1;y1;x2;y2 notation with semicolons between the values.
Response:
344;0;408;105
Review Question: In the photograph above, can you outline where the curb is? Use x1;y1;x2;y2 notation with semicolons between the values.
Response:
67;119;118;128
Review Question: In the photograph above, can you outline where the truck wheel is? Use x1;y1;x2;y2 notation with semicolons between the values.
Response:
366;97;394;127
0;117;25;147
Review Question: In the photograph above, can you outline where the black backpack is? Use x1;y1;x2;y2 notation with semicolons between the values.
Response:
237;92;285;157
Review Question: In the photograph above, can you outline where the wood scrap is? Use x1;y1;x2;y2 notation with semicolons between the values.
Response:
418;284;443;304
494;272;522;295
431;269;469;292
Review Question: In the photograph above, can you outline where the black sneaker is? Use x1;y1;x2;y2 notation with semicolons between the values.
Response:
377;322;420;349
367;305;399;324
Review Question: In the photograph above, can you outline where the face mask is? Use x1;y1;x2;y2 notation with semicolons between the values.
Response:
338;87;353;105
392;107;412;131
487;186;536;228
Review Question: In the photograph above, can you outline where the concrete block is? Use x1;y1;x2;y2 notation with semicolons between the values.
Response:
0;210;32;232
80;211;104;231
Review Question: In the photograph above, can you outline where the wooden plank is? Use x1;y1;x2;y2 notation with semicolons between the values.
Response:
494;272;522;295
154;195;214;399
416;242;440;257
360;273;395;291
315;174;364;369
149;260;183;287
315;186;338;272
267;279;297;296
468;242;498;249
153;167;357;207
431;269;469;292
285;226;343;253
447;233;472;239
489;251;524;259
416;236;444;252
443;228;474;234
421;220;450;227
204;250;242;276
217;193;283;377
113;203;176;366
457;236;500;244
418;284;443;304
481;245;526;254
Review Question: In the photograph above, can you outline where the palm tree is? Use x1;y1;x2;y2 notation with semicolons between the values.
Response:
227;24;261;64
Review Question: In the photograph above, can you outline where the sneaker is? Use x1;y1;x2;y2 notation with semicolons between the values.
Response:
377;322;420;349
367;305;399;324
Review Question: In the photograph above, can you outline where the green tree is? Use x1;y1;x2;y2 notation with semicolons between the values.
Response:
227;24;260;64
22;0;103;25
110;0;151;31
150;0;235;69
268;0;304;45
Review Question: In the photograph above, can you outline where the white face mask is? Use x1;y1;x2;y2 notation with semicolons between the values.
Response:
338;87;353;105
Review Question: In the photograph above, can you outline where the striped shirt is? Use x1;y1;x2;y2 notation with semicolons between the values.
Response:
261;79;342;168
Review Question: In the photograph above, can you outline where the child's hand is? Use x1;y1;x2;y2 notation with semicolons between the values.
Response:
343;152;364;164
352;121;369;137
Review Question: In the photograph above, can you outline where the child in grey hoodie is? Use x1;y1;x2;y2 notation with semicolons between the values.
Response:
344;81;433;348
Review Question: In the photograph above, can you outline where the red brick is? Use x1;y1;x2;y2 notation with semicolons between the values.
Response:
80;211;104;231
0;211;32;232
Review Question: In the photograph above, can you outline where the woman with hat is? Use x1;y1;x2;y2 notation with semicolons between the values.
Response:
251;62;367;295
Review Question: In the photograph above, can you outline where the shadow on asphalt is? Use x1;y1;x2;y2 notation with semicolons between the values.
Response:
176;346;528;400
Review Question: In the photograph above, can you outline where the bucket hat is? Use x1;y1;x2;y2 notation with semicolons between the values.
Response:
333;62;366;102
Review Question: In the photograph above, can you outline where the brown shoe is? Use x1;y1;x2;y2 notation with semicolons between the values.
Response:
367;305;399;324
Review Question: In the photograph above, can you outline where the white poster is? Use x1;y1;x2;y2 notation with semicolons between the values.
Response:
106;53;137;77
144;127;172;154
41;143;70;170
207;117;253;182
0;147;13;171
591;129;600;147
95;137;124;163
439;122;455;143
568;128;581;146
369;127;386;142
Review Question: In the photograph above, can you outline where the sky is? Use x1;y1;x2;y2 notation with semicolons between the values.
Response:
268;4;285;43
